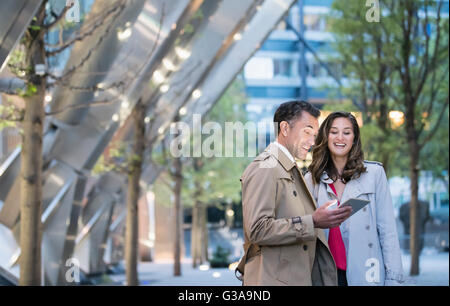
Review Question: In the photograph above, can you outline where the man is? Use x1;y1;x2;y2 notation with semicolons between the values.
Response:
237;101;352;286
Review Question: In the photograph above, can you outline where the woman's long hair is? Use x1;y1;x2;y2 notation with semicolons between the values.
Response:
308;111;366;184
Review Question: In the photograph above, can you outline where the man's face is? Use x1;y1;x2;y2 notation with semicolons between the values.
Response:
285;112;319;160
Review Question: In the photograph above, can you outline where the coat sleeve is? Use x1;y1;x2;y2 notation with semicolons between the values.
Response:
374;166;405;285
242;161;315;246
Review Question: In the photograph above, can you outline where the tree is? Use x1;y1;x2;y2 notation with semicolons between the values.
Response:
181;78;250;268
328;0;449;276
124;99;145;285
171;146;184;276
394;0;449;275
150;77;250;269
327;0;403;174
16;2;48;285
0;0;127;285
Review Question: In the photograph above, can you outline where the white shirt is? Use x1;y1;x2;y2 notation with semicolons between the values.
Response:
274;141;295;163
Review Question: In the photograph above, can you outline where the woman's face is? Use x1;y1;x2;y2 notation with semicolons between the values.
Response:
327;117;355;159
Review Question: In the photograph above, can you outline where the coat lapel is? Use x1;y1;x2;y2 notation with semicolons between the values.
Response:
266;143;295;172
320;172;366;204
340;178;366;204
295;166;318;211
267;143;318;212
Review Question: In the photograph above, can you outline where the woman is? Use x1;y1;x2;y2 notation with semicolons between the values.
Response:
304;111;404;286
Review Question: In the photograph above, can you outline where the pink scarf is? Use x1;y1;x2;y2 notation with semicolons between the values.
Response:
328;183;347;271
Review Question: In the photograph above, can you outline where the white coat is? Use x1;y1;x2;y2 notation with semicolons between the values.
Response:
304;161;404;286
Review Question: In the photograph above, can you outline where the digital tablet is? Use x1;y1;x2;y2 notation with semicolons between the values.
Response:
340;198;370;217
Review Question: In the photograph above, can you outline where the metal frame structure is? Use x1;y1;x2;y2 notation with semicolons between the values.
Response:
0;0;297;285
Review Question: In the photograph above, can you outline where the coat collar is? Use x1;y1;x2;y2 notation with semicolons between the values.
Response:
267;143;318;210
266;142;296;172
320;172;334;184
320;171;368;202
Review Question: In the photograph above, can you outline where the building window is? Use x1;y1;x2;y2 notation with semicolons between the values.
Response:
244;57;274;79
309;62;322;77
273;59;292;77
304;14;327;31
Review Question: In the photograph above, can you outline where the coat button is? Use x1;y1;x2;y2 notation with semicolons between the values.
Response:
366;225;370;230
293;190;297;197
303;245;308;251
368;243;373;248
363;207;367;212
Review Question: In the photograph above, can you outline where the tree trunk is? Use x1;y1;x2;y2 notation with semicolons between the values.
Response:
200;204;208;263
125;99;145;286
380;149;390;175
191;157;203;268
19;83;45;286
399;1;421;275
19;4;47;286
408;140;421;275
191;200;201;268
173;155;183;276
405;97;421;276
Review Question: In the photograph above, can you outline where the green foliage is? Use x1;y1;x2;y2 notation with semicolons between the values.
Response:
327;0;449;178
153;172;174;208
152;78;251;209
7;49;27;76
181;156;247;207
322;100;359;113
0;105;19;130
209;245;231;268
92;141;130;175
17;84;37;97
183;23;194;35
181;78;250;207
192;9;204;20
420;108;449;179
92;155;115;175
29;25;41;31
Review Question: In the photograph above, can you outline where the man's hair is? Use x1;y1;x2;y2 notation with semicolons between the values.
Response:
273;100;320;135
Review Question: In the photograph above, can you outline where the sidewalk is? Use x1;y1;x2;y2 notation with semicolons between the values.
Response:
107;259;241;286
105;249;449;286
401;248;449;286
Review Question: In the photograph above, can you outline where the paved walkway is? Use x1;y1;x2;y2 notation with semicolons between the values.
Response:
401;248;449;286
107;259;241;286
105;248;448;286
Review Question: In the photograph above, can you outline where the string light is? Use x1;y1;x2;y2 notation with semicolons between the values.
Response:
162;58;177;71
175;47;191;59
179;107;187;116
233;32;242;41
152;70;165;84
192;89;202;99
160;84;170;93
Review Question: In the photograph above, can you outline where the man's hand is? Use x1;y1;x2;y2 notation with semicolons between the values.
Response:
312;200;352;229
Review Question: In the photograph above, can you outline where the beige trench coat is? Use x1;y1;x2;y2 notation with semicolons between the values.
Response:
240;143;337;286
